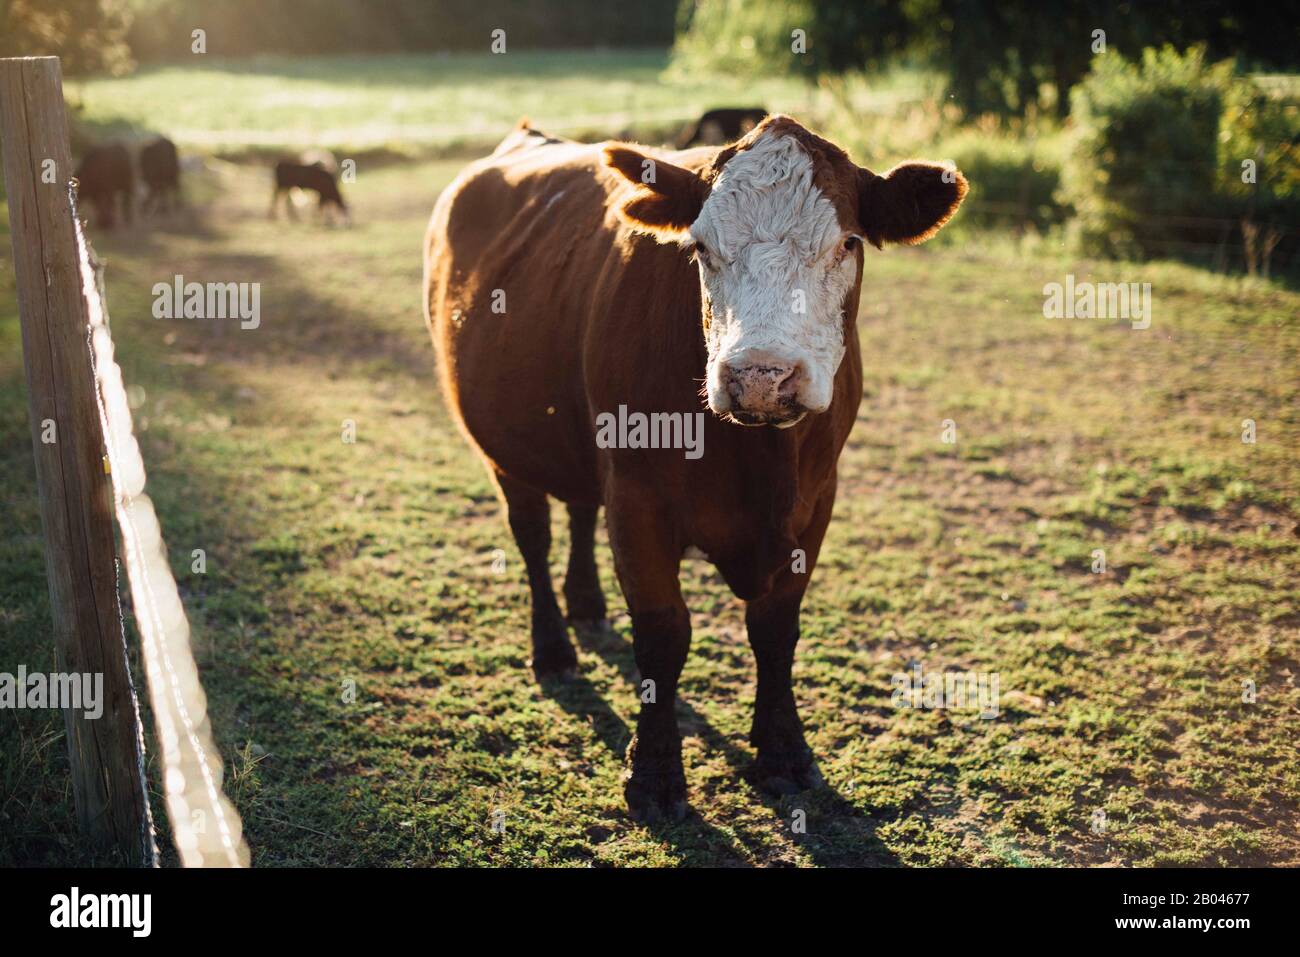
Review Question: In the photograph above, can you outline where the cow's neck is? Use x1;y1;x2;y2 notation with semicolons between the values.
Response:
640;250;860;595
705;341;858;601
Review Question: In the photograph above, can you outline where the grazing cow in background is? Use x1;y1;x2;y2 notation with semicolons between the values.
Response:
140;136;182;215
423;116;966;822
74;142;134;228
676;106;768;149
270;159;350;224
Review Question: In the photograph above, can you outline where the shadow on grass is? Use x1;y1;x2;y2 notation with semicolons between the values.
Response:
566;619;899;867
0;240;425;864
3;183;901;865
537;667;630;760
92;211;439;387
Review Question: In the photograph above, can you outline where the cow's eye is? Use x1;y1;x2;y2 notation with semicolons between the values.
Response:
693;242;717;271
833;234;862;265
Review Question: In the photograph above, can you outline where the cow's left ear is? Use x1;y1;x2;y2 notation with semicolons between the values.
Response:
603;145;707;243
857;162;968;249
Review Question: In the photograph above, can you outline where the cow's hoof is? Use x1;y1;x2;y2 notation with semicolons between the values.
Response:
530;641;579;681
565;592;608;625
570;617;614;639
624;773;689;824
755;754;824;796
533;662;579;682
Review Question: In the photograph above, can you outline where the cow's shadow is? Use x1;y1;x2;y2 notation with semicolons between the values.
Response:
540;618;898;867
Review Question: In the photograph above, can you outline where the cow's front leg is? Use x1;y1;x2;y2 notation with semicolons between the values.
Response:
624;605;690;822
745;492;834;795
607;490;690;823
746;582;822;794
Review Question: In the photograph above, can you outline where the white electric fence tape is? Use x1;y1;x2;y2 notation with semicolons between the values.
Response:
73;191;249;867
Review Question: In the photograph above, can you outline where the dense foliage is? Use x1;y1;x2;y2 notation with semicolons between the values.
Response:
0;0;134;74
1062;46;1299;269
673;0;1300;119
4;0;678;71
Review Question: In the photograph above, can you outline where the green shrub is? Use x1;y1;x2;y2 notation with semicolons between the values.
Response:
669;0;814;78
1217;82;1300;275
821;87;1070;240
0;0;134;75
1060;46;1235;260
940;133;1066;234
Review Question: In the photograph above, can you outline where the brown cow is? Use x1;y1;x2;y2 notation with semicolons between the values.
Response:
270;159;350;224
140;136;181;216
423;116;966;822
75;142;134;229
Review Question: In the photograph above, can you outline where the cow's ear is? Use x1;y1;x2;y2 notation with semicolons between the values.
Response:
603;145;706;242
857;162;967;249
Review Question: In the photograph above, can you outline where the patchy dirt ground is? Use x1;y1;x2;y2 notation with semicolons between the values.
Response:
2;157;1297;866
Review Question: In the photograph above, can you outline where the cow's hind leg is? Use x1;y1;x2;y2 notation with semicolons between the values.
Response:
496;471;579;680
563;503;607;629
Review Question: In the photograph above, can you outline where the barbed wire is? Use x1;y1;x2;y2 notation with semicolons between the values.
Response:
72;184;249;868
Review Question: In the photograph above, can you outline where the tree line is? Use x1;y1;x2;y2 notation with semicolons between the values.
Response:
674;0;1300;118
1;0;679;73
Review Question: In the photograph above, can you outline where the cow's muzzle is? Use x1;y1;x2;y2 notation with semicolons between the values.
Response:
716;350;810;426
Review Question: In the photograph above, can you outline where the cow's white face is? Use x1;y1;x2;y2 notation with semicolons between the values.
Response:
603;116;967;429
687;134;859;427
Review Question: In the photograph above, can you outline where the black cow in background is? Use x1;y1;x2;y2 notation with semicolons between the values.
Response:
140;136;182;215
74;143;134;228
675;107;768;149
270;159;350;225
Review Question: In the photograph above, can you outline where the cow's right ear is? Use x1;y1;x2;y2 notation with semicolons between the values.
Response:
603;146;706;242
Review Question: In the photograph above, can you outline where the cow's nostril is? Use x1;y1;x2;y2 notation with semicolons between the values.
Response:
777;364;803;399
724;366;745;400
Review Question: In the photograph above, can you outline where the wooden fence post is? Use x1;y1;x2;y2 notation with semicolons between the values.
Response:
0;56;153;865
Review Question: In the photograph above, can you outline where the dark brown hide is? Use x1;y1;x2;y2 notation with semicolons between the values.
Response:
423;116;965;821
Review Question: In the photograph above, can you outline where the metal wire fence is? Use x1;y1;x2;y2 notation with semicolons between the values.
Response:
74;187;249;867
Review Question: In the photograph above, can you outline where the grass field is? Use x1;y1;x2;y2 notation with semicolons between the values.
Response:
2;55;1299;867
63;49;896;157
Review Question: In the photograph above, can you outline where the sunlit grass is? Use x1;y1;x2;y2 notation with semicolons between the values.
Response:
1;63;1297;865
66;49;841;155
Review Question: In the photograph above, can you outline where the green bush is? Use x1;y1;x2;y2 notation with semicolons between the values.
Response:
1217;81;1300;274
669;0;814;78
0;0;134;75
1059;46;1235;260
940;133;1066;234
821;91;1069;239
